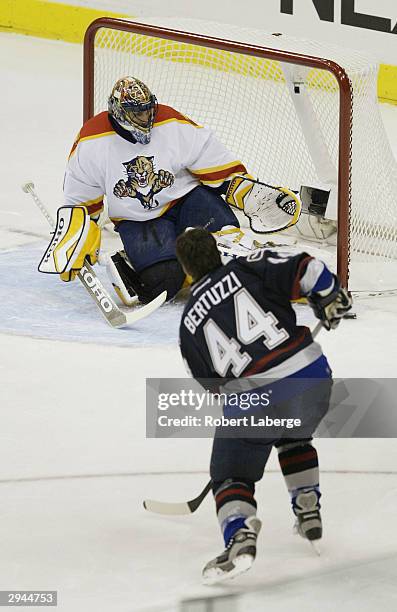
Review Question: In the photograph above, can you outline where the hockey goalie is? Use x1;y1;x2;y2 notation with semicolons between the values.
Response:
40;76;302;304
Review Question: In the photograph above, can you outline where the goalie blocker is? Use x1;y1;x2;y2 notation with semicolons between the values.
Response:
39;205;100;281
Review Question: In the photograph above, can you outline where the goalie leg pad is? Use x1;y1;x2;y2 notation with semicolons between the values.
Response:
39;206;101;282
139;259;185;303
108;254;185;304
213;226;258;263
106;251;138;306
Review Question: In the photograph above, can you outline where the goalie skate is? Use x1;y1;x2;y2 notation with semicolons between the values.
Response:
202;517;261;585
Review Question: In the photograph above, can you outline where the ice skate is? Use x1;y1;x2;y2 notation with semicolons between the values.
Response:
293;489;322;555
202;517;262;585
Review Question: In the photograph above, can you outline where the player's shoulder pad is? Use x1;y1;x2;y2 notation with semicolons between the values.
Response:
245;247;311;264
69;112;115;158
153;104;202;128
236;247;312;277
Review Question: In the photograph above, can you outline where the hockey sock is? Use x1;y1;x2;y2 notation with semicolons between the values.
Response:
214;479;257;545
276;440;321;512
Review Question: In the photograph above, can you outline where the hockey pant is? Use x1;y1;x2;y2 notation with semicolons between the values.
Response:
210;376;332;544
116;185;239;272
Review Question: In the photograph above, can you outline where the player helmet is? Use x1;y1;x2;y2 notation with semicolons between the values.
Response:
108;77;157;144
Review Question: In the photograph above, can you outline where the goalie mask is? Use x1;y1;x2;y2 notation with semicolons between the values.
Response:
108;77;157;145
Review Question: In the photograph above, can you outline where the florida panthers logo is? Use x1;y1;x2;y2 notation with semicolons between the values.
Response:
113;156;174;210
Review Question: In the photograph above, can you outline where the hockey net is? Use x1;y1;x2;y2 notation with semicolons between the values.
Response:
84;17;397;292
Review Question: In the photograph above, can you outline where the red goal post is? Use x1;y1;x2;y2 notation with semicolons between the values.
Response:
83;17;396;291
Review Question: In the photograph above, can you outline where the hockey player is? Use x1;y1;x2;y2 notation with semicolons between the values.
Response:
176;228;352;584
50;76;300;303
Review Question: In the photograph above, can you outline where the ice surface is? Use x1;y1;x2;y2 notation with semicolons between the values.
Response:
0;243;185;346
0;242;319;345
0;32;397;612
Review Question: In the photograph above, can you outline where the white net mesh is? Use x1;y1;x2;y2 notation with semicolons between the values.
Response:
89;17;397;291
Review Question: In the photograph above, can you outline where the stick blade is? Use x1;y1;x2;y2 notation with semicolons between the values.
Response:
143;480;212;516
143;499;191;516
123;290;167;326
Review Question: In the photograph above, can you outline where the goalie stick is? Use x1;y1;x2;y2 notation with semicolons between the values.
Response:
21;182;167;328
144;321;325;516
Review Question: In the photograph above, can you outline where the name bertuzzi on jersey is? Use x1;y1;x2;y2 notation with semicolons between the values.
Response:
179;249;318;380
113;155;175;210
183;271;242;334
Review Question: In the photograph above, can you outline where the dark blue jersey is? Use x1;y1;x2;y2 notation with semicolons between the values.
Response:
179;249;323;380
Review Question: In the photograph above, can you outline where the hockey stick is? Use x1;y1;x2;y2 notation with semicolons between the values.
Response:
143;479;213;516
21;182;167;328
143;321;324;516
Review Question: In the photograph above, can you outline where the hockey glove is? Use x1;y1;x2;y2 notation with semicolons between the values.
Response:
226;174;301;233
60;217;100;281
308;279;353;330
38;205;101;282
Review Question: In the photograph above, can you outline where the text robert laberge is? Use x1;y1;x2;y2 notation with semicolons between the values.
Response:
157;415;301;429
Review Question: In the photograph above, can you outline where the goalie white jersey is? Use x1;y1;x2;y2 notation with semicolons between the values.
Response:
64;106;247;223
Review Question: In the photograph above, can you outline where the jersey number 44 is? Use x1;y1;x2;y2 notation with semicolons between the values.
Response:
204;288;289;377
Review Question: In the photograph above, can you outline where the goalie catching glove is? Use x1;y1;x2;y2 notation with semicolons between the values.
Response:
39;205;101;281
308;278;353;330
225;174;302;234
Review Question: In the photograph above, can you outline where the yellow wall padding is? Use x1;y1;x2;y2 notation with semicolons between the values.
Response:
379;64;397;105
0;0;126;43
0;0;396;103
